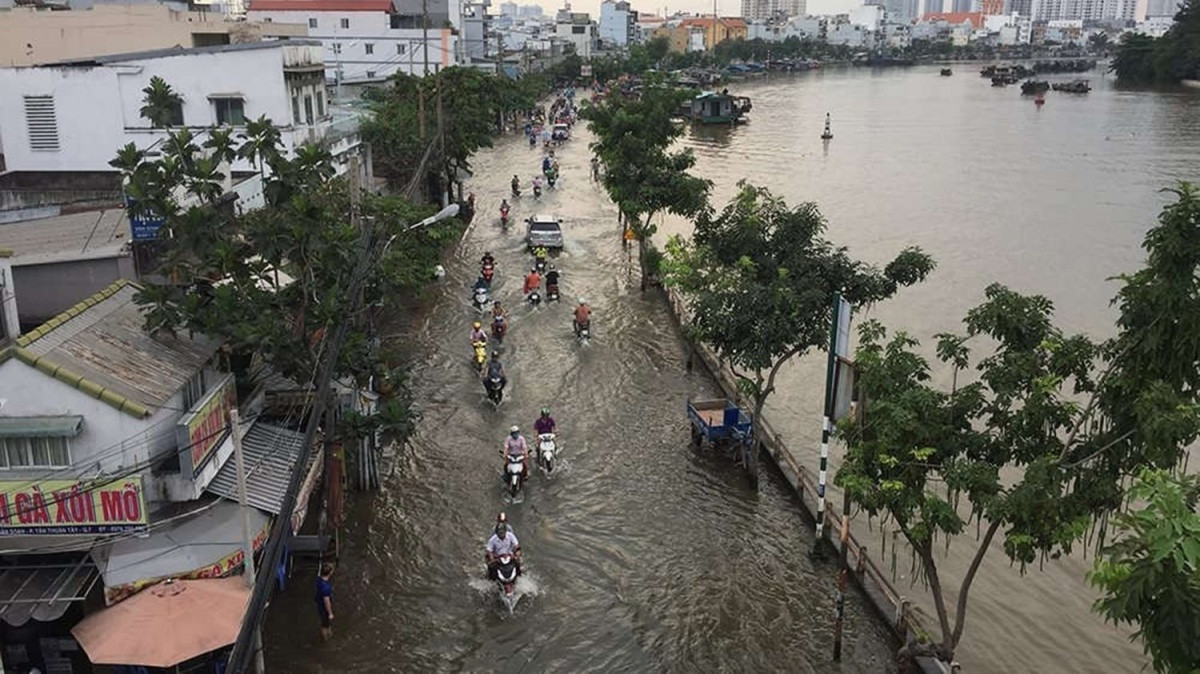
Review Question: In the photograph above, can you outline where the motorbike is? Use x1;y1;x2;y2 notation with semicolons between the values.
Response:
546;171;558;188
500;209;510;228
511;184;521;198
527;289;542;307
482;263;495;285
546;282;559;302
534;257;547;274
532;183;542;199
537;433;557;473
575;320;591;344
473;285;492;312
495;553;521;612
484;375;505;405
472;340;488;372
492;315;507;341
504;452;526;498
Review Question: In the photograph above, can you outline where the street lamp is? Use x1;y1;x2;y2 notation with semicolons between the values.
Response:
382;202;461;252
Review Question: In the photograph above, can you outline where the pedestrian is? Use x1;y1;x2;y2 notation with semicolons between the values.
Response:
316;563;334;640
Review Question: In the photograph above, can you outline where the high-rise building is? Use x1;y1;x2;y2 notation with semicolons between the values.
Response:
741;0;804;21
923;0;945;13
1144;0;1181;15
1007;0;1032;16
950;0;973;12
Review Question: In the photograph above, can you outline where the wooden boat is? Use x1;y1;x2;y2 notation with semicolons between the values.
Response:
940;68;953;76
682;90;751;124
1051;79;1092;93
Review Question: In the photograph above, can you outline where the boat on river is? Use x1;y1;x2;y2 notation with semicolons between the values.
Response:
940;68;953;76
681;90;751;125
1021;80;1051;95
1052;79;1092;93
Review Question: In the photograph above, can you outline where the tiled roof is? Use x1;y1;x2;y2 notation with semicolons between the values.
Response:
9;280;221;418
680;17;747;29
920;11;984;28
249;0;394;11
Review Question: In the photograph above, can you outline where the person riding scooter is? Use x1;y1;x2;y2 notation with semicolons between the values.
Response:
469;321;488;346
532;175;543;198
485;351;507;386
491;302;508;339
499;200;510;226
534;407;557;460
511;175;521;197
533;246;548;269
523;268;541;296
485;518;521;580
545;265;560;298
502;425;529;486
574;298;592;336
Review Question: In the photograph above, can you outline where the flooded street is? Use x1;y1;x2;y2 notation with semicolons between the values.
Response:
262;66;1200;673
264;111;896;671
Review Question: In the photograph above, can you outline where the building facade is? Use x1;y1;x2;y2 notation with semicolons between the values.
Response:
247;0;460;82
599;0;638;47
741;0;804;21
0;41;331;177
555;11;598;58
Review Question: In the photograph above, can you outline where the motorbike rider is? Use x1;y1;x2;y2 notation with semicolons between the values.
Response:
590;156;600;179
499;200;510;223
469;320;488;345
485;351;507;388
545;265;560;295
533;246;549;266
502;425;530;485
532;175;544;194
523;268;542;296
511;175;521;195
534;407;557;461
485;517;522;580
481;251;495;268
574;298;592;335
542;155;553;174
472;276;491;298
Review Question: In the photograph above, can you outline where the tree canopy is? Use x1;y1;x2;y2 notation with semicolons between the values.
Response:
835;184;1200;662
1112;0;1200;83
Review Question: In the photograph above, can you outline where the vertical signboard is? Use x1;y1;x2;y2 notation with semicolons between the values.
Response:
175;374;236;479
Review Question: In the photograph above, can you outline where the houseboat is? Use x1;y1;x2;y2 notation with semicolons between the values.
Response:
683;90;752;125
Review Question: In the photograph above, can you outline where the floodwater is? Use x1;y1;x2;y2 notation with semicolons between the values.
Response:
664;66;1200;673
263;99;896;670
263;66;1200;673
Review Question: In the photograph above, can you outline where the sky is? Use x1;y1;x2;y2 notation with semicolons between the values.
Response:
525;0;864;19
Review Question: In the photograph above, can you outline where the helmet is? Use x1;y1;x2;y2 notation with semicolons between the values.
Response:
497;512;508;524
549;265;557;271
473;321;481;329
510;425;520;435
540;407;550;417
496;522;508;537
578;298;586;305
492;351;500;358
484;250;492;257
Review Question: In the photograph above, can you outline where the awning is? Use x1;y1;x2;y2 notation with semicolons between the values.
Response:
205;422;307;515
0;555;99;627
0;415;84;438
92;500;269;605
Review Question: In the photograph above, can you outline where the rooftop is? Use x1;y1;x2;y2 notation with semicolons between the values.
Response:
248;0;395;11
680;17;748;29
6;280;221;417
45;39;323;68
920;11;984;28
0;209;128;264
205;422;311;514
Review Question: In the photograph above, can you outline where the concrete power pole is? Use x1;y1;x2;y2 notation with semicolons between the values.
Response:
230;408;265;674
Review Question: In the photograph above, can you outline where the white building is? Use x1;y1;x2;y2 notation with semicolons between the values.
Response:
1030;0;1136;21
827;16;871;45
1144;0;1182;16
247;0;460;82
850;4;886;30
0;41;335;177
556;11;598;58
599;0;638;47
746;16;824;41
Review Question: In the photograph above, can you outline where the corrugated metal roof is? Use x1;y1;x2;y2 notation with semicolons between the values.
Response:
15;281;221;414
205;422;308;515
0;209;128;264
0;415;84;438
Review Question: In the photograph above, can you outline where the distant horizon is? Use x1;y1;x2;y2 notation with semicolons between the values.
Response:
512;0;864;20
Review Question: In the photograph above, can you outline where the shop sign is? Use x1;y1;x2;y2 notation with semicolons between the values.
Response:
176;374;236;479
0;477;147;535
103;515;270;605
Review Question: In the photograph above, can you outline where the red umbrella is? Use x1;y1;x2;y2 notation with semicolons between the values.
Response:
72;577;250;667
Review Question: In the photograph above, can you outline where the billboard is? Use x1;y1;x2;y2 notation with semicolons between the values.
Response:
0;476;147;535
176;374;236;479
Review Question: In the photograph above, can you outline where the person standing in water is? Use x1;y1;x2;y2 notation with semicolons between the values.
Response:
316;563;334;640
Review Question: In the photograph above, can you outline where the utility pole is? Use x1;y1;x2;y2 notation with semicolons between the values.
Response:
419;0;429;139
230;409;265;674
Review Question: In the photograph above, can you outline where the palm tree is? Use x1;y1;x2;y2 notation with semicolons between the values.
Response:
140;76;184;129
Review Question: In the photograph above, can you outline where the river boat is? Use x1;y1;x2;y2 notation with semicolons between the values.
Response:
1033;59;1097;74
1020;80;1051;95
1051;79;1092;93
682;90;751;125
992;75;1017;86
940;68;953;76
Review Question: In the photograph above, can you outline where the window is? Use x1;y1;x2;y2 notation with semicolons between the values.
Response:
23;95;60;151
308;17;318;28
364;43;374;54
292;95;302;124
340;17;349;28
0;438;71;469
316;92;326;117
164;100;185;127
396;43;406;54
366;71;376;79
332;42;342;55
213;97;245;125
181;371;206;410
303;95;314;124
572;25;586;34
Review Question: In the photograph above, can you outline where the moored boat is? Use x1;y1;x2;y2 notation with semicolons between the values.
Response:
1051;79;1092;93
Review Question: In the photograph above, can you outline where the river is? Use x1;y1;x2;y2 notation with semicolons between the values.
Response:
664;65;1200;673
262;66;1200;673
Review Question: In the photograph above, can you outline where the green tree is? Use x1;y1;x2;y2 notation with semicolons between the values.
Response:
835;185;1200;662
139;76;183;129
1113;0;1200;83
581;85;710;290
664;183;934;486
1089;469;1200;674
1112;32;1160;83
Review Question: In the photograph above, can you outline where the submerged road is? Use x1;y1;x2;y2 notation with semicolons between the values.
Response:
264;116;897;672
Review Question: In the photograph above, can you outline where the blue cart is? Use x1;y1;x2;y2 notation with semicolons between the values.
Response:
687;398;758;488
